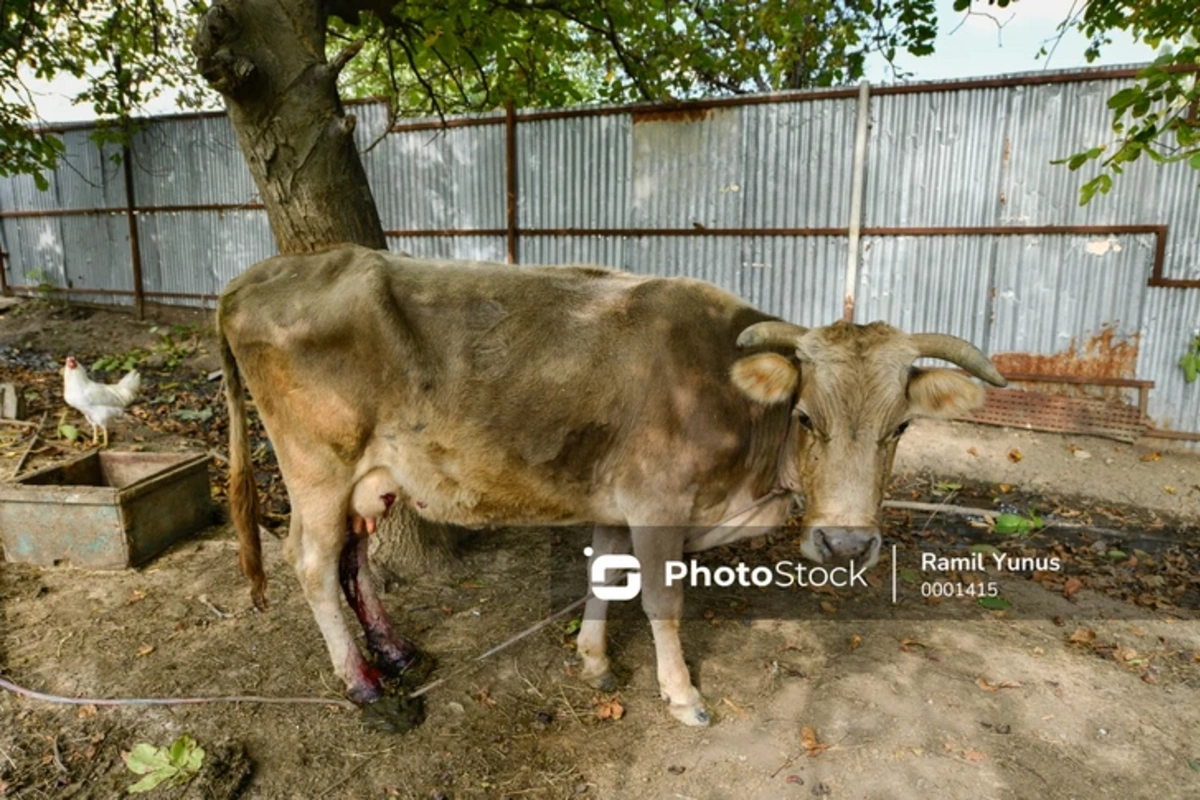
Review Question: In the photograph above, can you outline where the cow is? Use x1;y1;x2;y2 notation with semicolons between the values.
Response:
218;244;1005;727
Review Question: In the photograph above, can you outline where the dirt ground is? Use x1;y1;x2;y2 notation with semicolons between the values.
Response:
2;299;1199;800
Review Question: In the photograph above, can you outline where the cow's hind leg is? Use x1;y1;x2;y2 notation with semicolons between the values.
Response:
628;525;710;727
338;528;422;676
577;524;629;692
291;492;385;704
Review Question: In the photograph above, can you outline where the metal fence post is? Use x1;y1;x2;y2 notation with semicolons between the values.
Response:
505;102;519;265
121;143;145;319
843;81;871;322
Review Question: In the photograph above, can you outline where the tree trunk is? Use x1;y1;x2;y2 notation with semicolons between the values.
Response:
194;0;458;578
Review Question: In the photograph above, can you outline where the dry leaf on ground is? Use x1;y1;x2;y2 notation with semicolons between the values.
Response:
594;698;624;721
800;726;829;756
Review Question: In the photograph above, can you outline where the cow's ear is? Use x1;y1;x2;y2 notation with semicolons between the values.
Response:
731;353;798;405
907;368;985;418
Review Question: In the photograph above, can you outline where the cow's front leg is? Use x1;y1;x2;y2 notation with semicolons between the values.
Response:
578;524;630;692
631;527;711;727
338;527;422;677
292;499;384;704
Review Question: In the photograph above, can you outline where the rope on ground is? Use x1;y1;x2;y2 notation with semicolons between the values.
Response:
0;675;355;709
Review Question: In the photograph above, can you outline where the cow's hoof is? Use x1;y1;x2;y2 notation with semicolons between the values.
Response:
668;701;712;727
347;681;384;705
375;644;435;685
360;692;426;734
584;671;619;693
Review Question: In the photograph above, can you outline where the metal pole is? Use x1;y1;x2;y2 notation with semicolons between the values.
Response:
0;246;9;297
121;142;145;319
505;102;519;265
843;81;871;322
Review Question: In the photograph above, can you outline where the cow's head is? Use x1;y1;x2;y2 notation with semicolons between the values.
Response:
730;320;1005;569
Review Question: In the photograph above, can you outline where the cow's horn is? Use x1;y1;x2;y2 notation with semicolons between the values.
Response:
737;321;809;350
909;333;1007;387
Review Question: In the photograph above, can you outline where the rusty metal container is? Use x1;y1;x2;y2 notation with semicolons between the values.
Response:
0;451;212;568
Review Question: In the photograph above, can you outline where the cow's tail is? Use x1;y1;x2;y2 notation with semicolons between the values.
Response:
220;324;267;610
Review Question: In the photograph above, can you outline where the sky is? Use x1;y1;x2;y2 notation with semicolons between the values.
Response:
16;0;1161;123
863;0;1159;83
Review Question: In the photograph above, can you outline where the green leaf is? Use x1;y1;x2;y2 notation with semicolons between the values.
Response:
1106;549;1127;561
168;735;189;764
1189;152;1200;170
563;618;581;636
1188;757;1200;772
899;567;921;585
977;596;1012;611
125;744;171;775
1107;87;1140;110
1182;355;1198;384
58;423;79;442
127;769;175;794
183;745;205;773
993;513;1033;535
1067;153;1088;171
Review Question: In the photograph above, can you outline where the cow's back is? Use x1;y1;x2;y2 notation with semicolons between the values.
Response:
219;245;777;521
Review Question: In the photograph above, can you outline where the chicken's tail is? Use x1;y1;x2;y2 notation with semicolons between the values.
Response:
115;369;141;405
218;319;267;610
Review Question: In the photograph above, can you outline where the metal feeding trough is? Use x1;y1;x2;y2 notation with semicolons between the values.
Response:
0;451;213;569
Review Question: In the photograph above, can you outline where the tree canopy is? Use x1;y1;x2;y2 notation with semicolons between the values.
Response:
0;0;197;187
6;0;937;182
331;0;938;118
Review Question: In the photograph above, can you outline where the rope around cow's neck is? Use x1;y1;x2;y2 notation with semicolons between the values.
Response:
0;487;792;712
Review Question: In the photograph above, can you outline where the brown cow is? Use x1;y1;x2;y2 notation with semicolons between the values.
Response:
219;244;1004;727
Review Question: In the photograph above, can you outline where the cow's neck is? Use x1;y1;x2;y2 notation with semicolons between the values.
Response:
681;405;796;553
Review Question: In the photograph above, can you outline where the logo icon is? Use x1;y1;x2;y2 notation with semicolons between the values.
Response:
585;547;642;601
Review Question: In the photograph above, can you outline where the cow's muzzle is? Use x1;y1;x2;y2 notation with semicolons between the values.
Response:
801;527;882;570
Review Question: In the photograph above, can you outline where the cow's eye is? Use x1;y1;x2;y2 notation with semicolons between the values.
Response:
797;411;814;431
893;421;910;438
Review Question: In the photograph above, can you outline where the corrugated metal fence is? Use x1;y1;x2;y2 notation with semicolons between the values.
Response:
2;65;1199;437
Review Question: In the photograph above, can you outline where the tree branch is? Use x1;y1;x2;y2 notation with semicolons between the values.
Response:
327;38;365;76
393;30;444;121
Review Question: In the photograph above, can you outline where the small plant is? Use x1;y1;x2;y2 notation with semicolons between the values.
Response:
93;350;144;374
148;323;198;369
24;267;58;302
56;410;79;443
1180;332;1200;384
123;734;205;793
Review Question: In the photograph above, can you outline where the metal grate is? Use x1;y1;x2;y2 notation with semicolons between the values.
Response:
962;388;1148;443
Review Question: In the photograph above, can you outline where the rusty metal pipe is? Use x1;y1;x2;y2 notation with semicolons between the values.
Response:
505;102;519;264
0;246;9;297
1143;428;1200;442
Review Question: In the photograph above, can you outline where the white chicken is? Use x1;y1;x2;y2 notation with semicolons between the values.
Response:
62;356;141;447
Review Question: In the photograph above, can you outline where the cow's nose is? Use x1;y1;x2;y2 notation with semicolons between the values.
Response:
807;527;882;568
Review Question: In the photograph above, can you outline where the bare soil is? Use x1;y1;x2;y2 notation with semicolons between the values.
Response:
2;299;1199;800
